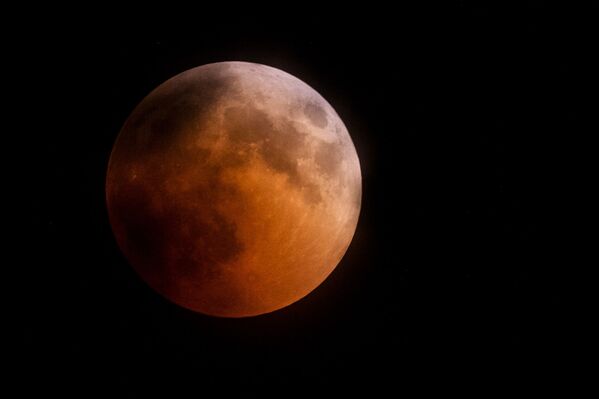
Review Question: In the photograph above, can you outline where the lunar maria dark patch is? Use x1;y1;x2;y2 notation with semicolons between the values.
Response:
222;104;327;204
304;102;328;128
118;66;241;156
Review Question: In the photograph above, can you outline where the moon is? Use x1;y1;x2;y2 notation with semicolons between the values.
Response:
106;62;361;317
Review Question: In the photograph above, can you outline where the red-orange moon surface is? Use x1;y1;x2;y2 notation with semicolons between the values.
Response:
106;62;361;317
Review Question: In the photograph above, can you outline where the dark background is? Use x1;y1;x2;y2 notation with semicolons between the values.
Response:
21;3;592;394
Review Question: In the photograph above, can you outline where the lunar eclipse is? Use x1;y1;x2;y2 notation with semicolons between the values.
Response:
106;62;361;318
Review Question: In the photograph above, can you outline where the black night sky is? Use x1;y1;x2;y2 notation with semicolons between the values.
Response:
21;3;591;394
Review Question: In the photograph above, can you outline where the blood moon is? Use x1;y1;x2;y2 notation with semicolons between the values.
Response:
106;62;361;317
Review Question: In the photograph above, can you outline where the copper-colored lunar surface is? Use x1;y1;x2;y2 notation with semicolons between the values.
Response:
106;62;361;317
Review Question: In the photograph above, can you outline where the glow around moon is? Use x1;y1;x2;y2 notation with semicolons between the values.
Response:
106;62;361;317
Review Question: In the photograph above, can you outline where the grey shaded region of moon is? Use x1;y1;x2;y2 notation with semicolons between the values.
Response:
106;62;362;317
